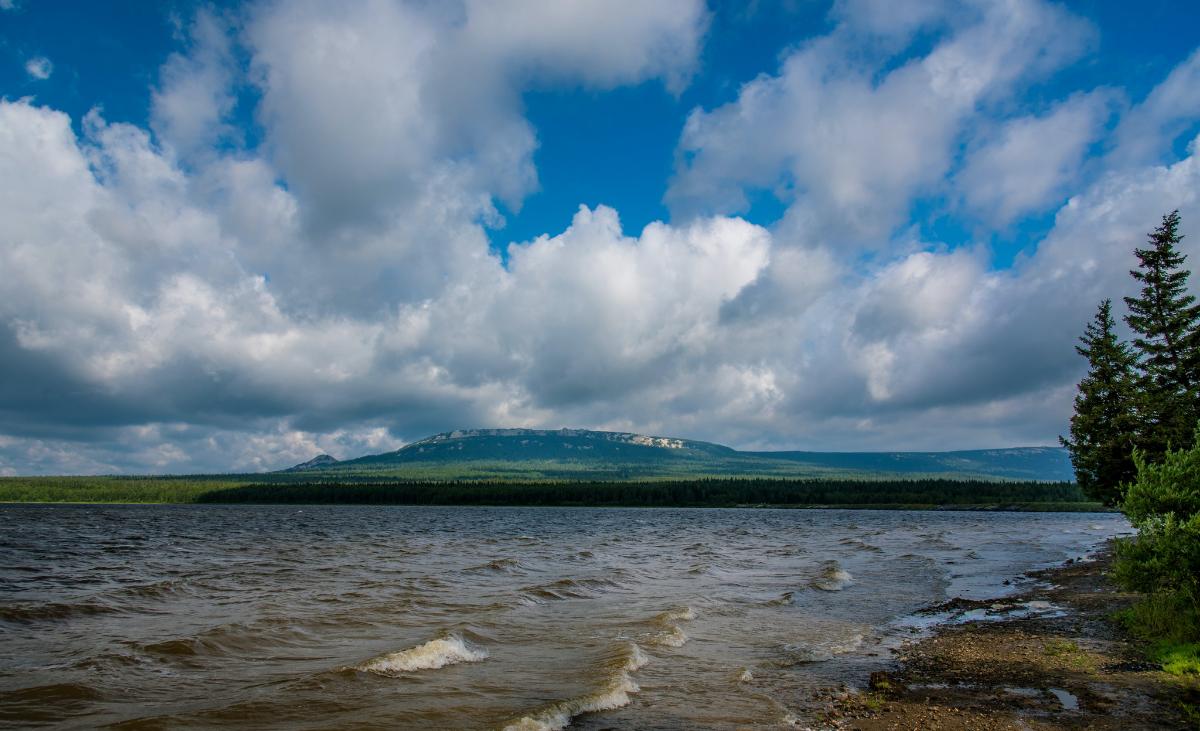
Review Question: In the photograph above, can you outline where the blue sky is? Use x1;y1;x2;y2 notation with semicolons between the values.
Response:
5;0;1196;251
1;0;1199;473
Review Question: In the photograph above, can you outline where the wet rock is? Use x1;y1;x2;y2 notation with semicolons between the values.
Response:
1101;660;1159;673
814;545;1194;730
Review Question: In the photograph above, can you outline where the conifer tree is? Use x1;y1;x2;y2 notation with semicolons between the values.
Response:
1062;299;1138;505
1123;210;1200;455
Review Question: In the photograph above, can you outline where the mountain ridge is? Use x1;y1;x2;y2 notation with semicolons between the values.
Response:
282;428;1074;482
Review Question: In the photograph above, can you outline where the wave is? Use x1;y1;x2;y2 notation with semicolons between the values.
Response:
519;576;624;603
839;537;883;553
0;681;106;722
356;633;487;676
649;625;689;648
777;632;864;665
111;579;187;600
0;682;104;704
647;606;696;648
501;643;648;731
138;620;323;658
466;558;526;574
654;606;696;624
0;599;118;624
765;591;795;606
810;562;854;591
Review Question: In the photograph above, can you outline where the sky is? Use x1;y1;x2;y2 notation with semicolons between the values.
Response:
1;0;1199;475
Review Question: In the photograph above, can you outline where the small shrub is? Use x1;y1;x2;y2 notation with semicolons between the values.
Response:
1115;590;1200;646
1157;643;1200;676
1114;431;1200;672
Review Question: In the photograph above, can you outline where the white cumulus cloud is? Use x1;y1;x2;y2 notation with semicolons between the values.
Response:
24;56;52;80
1;0;1200;475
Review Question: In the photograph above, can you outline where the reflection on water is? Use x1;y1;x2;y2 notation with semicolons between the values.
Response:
0;505;1129;729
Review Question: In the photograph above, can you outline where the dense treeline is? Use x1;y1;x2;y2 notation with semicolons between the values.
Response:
0;477;236;504
1064;211;1200;503
193;478;1091;508
1064;210;1200;677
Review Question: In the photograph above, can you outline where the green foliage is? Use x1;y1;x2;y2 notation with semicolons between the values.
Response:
192;478;1091;507
1124;210;1200;458
0;475;1096;507
1114;513;1200;597
861;693;886;712
1062;299;1139;504
1113;428;1200;674
1070;211;1200;675
1116;588;1200;646
1158;643;1200;676
1115;596;1200;679
0;476;241;503
1115;433;1200;609
1122;432;1200;525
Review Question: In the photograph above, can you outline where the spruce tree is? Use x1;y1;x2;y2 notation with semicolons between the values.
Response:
1062;299;1138;505
1124;210;1200;456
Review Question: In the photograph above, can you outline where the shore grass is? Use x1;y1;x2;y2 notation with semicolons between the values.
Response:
1158;643;1200;676
0;475;1108;510
0;477;244;504
1114;589;1200;679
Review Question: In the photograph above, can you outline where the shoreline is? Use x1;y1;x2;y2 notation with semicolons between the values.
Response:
0;501;1111;511
815;545;1198;729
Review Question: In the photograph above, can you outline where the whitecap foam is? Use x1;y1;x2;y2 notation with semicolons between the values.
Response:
649;625;689;648
501;643;647;731
653;606;696;624
356;634;487;675
648;606;695;647
810;563;854;591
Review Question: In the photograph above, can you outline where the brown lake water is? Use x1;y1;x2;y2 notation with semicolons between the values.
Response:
0;505;1130;729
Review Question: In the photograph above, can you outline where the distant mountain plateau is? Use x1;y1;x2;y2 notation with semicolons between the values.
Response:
279;428;1074;482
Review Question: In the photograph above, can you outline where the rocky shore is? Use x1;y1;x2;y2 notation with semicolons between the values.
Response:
815;546;1198;730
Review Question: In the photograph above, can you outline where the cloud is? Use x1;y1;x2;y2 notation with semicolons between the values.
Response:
667;0;1094;245
0;94;771;472
24;56;52;80
2;0;1200;475
1110;47;1200;168
829;0;957;38
488;206;770;408
460;0;708;93
151;10;238;158
245;0;706;237
957;92;1115;225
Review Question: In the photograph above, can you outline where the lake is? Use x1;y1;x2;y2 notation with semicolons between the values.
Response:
0;505;1130;729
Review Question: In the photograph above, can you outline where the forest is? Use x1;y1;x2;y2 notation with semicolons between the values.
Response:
193;477;1091;508
1062;210;1200;678
0;475;1096;509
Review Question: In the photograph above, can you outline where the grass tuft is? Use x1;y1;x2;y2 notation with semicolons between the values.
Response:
1156;642;1200;676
